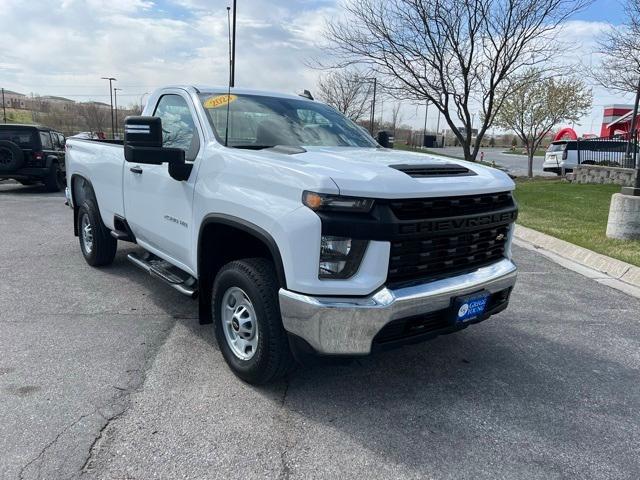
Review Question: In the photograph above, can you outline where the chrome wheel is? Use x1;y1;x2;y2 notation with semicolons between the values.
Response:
221;287;259;360
81;213;94;254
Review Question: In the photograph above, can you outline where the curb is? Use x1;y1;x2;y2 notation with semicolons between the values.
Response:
513;224;640;299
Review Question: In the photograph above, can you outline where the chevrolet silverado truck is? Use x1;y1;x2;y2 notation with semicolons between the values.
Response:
65;85;518;384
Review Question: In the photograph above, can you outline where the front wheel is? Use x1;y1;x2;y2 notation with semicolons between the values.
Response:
77;199;117;266
212;258;294;384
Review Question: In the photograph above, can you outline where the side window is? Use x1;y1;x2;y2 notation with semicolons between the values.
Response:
153;94;200;161
55;133;65;150
39;131;52;150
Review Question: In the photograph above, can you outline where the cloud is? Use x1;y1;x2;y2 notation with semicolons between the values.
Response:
0;0;331;106
0;1;630;133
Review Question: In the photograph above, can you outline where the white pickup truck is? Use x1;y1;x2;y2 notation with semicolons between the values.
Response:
65;85;518;384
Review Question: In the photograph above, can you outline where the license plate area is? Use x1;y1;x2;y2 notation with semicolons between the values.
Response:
452;291;490;324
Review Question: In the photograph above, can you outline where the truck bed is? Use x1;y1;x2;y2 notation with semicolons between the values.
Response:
66;138;126;230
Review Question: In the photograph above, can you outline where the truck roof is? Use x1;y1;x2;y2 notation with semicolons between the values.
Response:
161;85;314;102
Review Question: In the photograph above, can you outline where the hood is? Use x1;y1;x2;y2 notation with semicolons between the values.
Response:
234;146;515;199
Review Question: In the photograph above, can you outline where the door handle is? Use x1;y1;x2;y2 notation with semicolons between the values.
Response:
130;166;143;174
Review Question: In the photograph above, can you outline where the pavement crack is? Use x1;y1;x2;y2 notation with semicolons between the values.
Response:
79;320;178;476
18;408;99;480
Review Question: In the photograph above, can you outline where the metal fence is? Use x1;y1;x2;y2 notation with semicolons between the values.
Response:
577;133;638;169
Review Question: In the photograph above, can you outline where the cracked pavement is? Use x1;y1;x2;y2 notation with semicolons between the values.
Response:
1;181;639;479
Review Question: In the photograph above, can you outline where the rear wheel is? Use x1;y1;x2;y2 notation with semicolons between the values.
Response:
77;199;117;266
212;258;294;384
43;161;65;192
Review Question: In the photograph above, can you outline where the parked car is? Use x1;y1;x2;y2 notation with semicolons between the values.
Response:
65;85;518;384
543;138;633;174
0;124;66;191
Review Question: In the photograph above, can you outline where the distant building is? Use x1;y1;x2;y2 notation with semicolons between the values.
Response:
1;90;27;109
83;101;111;110
41;95;75;111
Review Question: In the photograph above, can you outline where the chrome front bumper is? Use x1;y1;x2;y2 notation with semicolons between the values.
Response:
279;259;517;355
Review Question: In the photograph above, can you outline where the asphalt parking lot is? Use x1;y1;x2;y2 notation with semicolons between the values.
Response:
1;180;639;480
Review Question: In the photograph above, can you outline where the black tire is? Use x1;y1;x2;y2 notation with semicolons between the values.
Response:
43;161;65;192
77;199;117;266
212;258;294;384
0;140;24;172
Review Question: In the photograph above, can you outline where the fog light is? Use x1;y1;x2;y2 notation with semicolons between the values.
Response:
319;235;367;279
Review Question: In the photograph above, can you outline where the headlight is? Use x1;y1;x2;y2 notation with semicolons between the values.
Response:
302;191;374;212
319;235;368;279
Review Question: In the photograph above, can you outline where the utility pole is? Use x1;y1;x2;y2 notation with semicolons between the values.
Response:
436;109;441;147
101;77;116;139
2;88;6;123
114;88;122;139
230;0;237;87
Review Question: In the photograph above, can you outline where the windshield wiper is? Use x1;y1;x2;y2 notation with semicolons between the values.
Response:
231;145;275;150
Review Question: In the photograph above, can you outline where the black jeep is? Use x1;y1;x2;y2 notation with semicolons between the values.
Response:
0;124;66;192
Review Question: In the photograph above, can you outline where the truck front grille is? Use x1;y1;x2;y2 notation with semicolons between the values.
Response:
389;192;513;220
386;192;516;285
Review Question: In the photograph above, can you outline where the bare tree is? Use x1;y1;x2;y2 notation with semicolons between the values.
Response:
77;103;109;135
590;0;640;94
390;102;403;136
317;69;373;121
494;68;592;177
323;0;589;162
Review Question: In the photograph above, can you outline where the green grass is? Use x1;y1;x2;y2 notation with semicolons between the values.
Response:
514;178;640;266
3;109;34;124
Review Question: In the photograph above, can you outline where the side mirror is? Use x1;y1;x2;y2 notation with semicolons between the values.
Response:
124;116;191;181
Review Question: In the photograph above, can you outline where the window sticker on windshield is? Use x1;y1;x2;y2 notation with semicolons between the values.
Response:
203;94;237;109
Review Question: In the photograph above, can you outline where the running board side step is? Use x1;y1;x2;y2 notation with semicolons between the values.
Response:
127;252;198;298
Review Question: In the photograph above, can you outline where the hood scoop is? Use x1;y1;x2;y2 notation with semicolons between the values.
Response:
390;163;476;178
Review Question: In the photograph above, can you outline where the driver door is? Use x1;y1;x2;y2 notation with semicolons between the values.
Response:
123;92;202;274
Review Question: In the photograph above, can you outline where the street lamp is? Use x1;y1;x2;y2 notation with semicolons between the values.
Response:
114;88;122;140
101;76;116;139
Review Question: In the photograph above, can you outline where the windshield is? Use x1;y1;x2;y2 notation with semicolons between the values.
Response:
199;93;377;149
547;142;567;152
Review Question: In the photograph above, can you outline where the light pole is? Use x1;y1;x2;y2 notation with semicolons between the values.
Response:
423;100;429;147
114;88;122;139
2;88;6;123
101;77;116;139
364;77;377;135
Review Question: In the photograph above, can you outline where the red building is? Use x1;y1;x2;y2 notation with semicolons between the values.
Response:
600;104;637;138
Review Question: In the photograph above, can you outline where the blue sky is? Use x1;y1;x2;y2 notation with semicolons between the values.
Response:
0;0;634;134
575;0;626;22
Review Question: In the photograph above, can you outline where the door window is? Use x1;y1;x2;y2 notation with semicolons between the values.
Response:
39;131;52;150
153;94;200;161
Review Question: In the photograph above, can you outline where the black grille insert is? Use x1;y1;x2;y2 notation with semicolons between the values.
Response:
390;163;474;178
386;192;515;285
390;192;514;220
